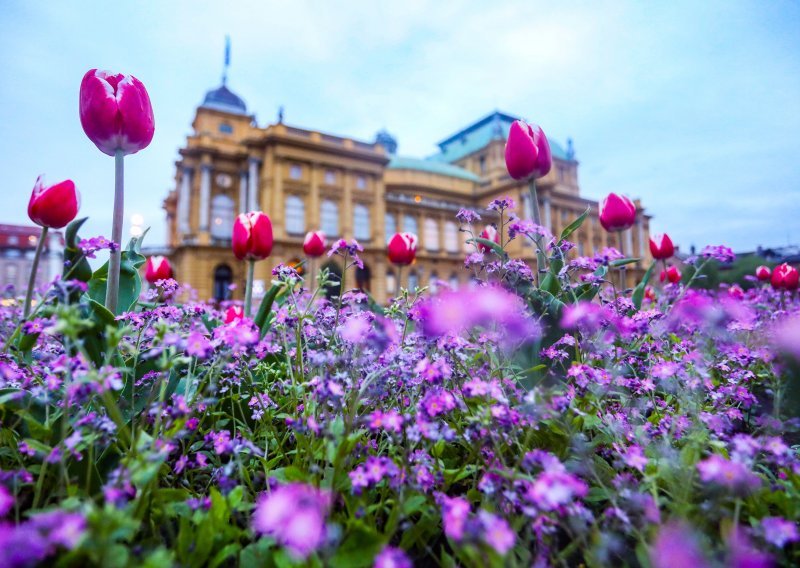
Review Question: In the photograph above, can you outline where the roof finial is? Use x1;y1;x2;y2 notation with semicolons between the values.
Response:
222;35;231;86
566;137;575;160
278;105;285;124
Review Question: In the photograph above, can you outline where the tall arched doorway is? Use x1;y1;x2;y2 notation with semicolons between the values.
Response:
213;264;233;301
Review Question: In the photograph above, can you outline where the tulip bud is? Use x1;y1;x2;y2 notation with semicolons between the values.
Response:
771;263;799;291
79;69;155;156
27;176;80;229
649;233;674;260
755;265;771;281
144;256;172;284
478;225;500;253
387;233;417;266
659;265;681;284
232;212;274;261
504;120;552;180
225;305;244;324
728;284;744;300
303;231;327;258
599;193;637;232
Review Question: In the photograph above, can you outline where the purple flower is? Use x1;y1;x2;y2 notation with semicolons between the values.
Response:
696;454;760;492
507;219;549;242
487;196;515;212
0;486;13;517
78;235;119;259
761;517;799;548
700;244;735;264
252;482;332;559
650;522;710;568
478;510;516;555
456;208;481;224
186;331;213;359
440;495;471;541
373;546;412;568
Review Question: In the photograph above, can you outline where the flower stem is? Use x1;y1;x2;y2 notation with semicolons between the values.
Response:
23;226;48;318
618;229;626;293
528;178;547;283
105;149;125;314
244;259;255;317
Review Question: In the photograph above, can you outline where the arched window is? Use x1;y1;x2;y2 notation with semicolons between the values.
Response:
285;195;305;235
444;221;459;252
385;213;396;243
354;204;370;241
429;271;439;293
386;270;397;295
424;218;439;251
210;194;235;241
213;264;233;301
449;273;459;289
403;214;418;236
321;200;339;237
408;270;419;291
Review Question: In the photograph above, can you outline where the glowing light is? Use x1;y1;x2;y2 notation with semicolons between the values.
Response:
131;213;144;225
414;195;422;203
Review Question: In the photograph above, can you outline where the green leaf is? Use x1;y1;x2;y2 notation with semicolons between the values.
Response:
610;257;641;268
560;206;590;241
632;260;658;309
330;523;384;568
254;282;284;335
467;237;506;259
63;217;92;283
87;248;146;315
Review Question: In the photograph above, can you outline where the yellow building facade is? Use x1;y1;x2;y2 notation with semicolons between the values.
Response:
163;81;652;304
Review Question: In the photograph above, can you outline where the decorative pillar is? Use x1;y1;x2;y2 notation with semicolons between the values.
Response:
248;157;261;212
374;176;386;245
342;170;353;239
199;163;212;232
309;163;320;230
543;196;552;232
238;170;248;215
178;166;193;235
625;229;633;258
637;220;646;258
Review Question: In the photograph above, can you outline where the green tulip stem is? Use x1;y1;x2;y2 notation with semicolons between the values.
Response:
105;149;125;314
22;226;48;318
244;259;255;317
618;229;626;293
528;178;547;283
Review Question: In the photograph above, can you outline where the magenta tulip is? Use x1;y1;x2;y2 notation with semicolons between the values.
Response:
225;305;244;324
387;233;417;266
599;193;637;232
659;265;681;284
504;120;552;180
303;231;327;258
478;225;500;253
755;266;771;281
79;69;155;157
27;176;80;229
649;234;675;260
771;263;799;291
144;256;173;284
232;212;274;261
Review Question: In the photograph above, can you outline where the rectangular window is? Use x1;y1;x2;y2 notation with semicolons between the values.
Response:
354;204;370;241
356;175;367;190
385;213;396;244
290;164;302;180
324;169;336;185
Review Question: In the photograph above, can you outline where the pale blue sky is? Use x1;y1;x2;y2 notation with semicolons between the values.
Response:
1;0;798;253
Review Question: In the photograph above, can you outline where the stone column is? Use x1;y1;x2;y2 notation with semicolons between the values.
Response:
309;163;320;230
637;220;646;258
342;170;353;239
238;170;248;215
248;158;261;212
625;229;634;258
178;166;193;235
374;176;386;245
199;163;212;232
272;160;285;236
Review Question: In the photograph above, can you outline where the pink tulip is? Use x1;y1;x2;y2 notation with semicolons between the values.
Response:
232;212;274;261
387;233;417;266
303;231;326;258
659;265;681;284
144;256;172;284
771;263;799;291
649;234;674;260
478;225;500;253
504;120;552;180
755;266;771;281
27;176;80;229
599;193;636;232
225;305;244;324
79;69;155;156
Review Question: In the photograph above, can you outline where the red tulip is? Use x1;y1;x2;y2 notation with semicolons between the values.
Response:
649;233;674;260
387;232;417;266
232;211;274;261
644;286;656;303
659;265;681;284
303;230;326;258
599;193;636;232
755;265;771;281
27;176;80;229
504;120;552;180
79;69;155;156
144;255;172;283
225;305;244;324
728;284;744;300
478;225;500;253
771;263;799;291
